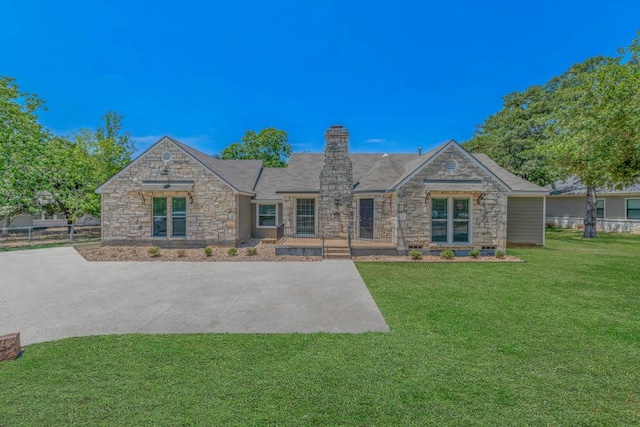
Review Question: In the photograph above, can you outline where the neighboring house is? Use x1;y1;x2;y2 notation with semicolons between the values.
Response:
96;125;548;254
546;177;640;233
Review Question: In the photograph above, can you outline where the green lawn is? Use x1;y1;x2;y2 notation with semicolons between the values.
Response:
1;230;639;426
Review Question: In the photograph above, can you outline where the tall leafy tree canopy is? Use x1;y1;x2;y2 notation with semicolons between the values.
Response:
39;112;136;227
0;76;134;231
0;76;48;230
93;111;135;180
465;34;640;238
545;43;640;237
464;85;558;186
221;128;291;167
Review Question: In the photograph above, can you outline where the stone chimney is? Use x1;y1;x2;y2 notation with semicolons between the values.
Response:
319;125;353;238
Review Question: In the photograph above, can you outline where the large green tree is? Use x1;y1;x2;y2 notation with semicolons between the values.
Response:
0;76;134;236
464;85;559;186
221;128;291;167
39;112;135;233
546;41;640;238
466;34;640;239
39;135;101;232
0;76;48;234
92;111;135;179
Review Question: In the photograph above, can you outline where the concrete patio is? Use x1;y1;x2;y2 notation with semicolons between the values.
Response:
0;247;389;345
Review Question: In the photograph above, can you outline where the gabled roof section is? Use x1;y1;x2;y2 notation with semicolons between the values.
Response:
389;140;548;195
96;136;262;195
354;154;410;192
546;177;640;196
168;137;262;194
471;154;548;194
390;140;490;190
388;146;440;190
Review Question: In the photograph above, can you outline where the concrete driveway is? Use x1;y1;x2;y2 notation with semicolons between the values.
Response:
0;247;389;345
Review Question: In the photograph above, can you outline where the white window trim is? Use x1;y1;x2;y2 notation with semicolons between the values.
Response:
430;196;473;245
625;198;640;220
293;197;318;236
152;196;188;239
256;203;278;228
596;198;605;219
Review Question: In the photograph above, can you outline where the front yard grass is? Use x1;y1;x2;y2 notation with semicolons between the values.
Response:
1;230;639;425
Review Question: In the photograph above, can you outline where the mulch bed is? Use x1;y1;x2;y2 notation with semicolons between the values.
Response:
76;239;522;263
76;241;320;262
353;255;523;262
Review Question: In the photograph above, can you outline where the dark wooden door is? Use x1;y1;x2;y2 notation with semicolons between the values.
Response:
359;199;374;239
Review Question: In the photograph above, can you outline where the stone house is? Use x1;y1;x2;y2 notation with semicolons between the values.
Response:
97;125;548;254
546;177;640;233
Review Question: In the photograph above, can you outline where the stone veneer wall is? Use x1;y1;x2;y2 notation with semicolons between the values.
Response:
101;138;239;246
354;193;395;241
395;145;508;251
319;126;353;238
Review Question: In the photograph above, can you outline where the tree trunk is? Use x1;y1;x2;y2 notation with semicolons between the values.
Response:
67;217;75;240
583;185;597;238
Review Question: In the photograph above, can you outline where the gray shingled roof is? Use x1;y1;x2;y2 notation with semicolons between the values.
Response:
472;153;548;193
170;138;262;194
253;167;289;200
546;176;640;196
388;147;439;189
354;154;416;191
269;153;423;195
269;144;547;195
168;137;547;197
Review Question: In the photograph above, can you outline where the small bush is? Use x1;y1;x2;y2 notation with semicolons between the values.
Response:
177;249;186;258
440;250;455;260
148;246;160;257
469;249;480;258
246;248;258;256
228;247;238;256
495;250;506;259
409;250;423;260
204;246;213;257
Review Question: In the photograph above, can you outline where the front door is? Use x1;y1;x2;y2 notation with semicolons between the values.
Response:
359;198;374;239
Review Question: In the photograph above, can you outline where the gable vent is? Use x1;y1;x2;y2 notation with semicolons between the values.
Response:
161;151;173;163
446;160;458;172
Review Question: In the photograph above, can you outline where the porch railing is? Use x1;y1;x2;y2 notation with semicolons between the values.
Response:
276;220;393;245
350;219;393;244
275;223;322;244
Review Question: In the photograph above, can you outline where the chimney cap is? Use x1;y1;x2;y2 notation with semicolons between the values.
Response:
330;124;344;129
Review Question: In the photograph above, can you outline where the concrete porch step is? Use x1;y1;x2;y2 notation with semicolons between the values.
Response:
324;254;351;260
324;246;351;259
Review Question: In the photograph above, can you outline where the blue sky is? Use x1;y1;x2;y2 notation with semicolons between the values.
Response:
2;1;639;156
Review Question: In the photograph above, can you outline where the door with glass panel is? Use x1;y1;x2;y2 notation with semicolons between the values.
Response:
172;197;187;237
359;198;374;239
452;198;469;243
153;197;168;237
295;198;316;236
